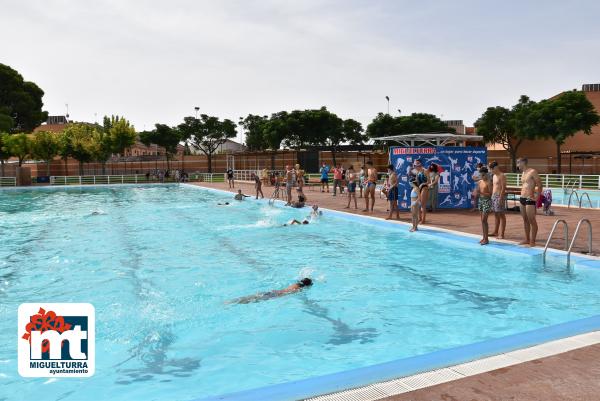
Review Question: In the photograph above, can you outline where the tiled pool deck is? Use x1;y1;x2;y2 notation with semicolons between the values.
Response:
193;181;600;401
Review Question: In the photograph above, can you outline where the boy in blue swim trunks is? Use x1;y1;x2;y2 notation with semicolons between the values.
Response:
386;164;399;220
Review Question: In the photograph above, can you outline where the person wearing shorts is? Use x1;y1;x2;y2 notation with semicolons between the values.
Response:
386;164;399;220
477;167;492;245
319;163;330;192
345;165;357;209
490;161;507;239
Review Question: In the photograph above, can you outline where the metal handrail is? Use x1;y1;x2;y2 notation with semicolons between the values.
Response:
579;192;593;208
567;190;580;208
567;219;593;266
543;219;569;264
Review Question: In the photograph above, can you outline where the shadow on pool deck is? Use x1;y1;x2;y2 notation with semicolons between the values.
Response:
191;181;600;256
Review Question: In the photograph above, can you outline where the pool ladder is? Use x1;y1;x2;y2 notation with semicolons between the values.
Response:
543;218;593;267
567;190;593;208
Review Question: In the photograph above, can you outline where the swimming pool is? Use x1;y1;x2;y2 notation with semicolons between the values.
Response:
549;189;600;208
1;184;599;401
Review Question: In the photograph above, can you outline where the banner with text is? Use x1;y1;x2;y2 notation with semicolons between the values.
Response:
390;146;488;209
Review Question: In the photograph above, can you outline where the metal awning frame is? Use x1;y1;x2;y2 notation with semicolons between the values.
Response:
371;132;484;147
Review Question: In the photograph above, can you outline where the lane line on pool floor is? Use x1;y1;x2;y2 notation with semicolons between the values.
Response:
302;330;600;401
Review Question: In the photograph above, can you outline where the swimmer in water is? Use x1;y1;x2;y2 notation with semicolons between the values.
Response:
310;204;323;218
228;278;313;304
217;202;230;206
283;219;309;226
234;189;250;201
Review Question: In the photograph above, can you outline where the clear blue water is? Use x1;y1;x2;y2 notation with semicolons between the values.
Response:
550;189;600;208
1;184;600;401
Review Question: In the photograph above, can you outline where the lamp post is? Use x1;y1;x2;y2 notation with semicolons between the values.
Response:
194;106;200;119
385;96;390;115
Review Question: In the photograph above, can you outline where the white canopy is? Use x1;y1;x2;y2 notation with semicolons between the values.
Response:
371;132;483;147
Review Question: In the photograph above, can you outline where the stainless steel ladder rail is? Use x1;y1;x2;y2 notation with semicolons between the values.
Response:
567;219;593;266
567;190;580;208
579;192;593;208
543;219;569;264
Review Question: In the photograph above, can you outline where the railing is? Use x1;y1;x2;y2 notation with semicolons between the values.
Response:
567;219;593;266
50;175;148;185
0;177;17;187
505;173;600;189
232;169;285;182
543;219;569;264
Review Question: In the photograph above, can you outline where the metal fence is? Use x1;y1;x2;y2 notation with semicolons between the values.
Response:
0;177;16;187
49;173;225;185
505;173;600;189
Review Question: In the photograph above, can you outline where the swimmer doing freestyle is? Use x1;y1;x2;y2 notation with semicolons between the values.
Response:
228;278;313;304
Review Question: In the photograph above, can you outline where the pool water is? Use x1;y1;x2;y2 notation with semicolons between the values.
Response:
549;189;600;208
1;184;600;401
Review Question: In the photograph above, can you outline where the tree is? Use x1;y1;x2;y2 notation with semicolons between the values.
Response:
140;124;181;170
262;111;290;150
31;131;59;176
0;133;12;176
239;114;270;151
475;106;521;172
535;91;600;173
366;112;454;139
89;128;113;174
179;115;236;173
0;63;48;132
57;130;74;176
6;133;31;166
61;124;95;175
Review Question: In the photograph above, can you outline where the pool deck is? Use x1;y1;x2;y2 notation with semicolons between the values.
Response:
192;181;600;401
191;181;600;255
382;343;600;401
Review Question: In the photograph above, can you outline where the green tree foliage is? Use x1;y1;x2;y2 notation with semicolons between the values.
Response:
0;132;12;176
31;131;59;176
104;115;136;156
366;112;454;139
6;133;31;166
140;123;182;170
475;106;521;172
0;63;48;132
239;114;270;151
179;115;236;173
60;124;96;175
530;91;600;173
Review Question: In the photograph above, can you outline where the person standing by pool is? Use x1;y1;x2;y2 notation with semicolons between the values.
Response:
489;161;507;239
252;173;264;199
284;165;295;206
471;163;484;211
427;163;440;212
358;165;365;198
332;164;343;196
414;160;429;223
363;161;378;212
295;163;305;193
226;167;235;188
477;166;493;245
409;178;420;232
319;162;330;193
345;165;358;209
517;157;542;247
386;165;400;220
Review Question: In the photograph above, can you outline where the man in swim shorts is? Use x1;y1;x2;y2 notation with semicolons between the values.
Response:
386;164;399;220
517;157;542;247
363;161;378;212
226;167;234;188
228;278;313;304
489;161;507;239
477;166;493;245
319;162;330;193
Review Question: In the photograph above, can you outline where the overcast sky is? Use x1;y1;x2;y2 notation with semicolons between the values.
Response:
2;0;599;141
